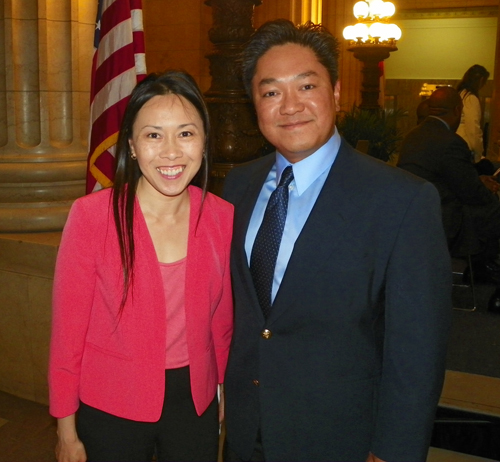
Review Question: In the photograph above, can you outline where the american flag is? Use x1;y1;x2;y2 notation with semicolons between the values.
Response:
86;0;147;194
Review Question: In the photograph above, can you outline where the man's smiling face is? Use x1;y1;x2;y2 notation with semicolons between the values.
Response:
251;43;340;163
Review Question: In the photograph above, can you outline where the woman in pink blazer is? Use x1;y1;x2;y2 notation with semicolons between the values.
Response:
49;71;234;462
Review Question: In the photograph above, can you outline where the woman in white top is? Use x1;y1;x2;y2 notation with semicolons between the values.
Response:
456;64;490;163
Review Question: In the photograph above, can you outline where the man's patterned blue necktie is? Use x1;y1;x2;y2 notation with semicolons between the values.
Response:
250;166;294;318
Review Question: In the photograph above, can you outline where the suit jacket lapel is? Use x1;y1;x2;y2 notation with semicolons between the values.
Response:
232;155;275;321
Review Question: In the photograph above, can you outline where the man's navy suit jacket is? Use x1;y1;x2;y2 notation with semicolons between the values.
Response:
223;139;452;462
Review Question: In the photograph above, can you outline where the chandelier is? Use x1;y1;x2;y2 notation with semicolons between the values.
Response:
343;0;401;46
342;0;402;110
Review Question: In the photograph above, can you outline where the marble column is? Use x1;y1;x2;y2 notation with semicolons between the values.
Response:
0;0;95;232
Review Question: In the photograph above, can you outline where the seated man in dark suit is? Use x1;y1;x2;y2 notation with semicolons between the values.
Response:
398;86;500;285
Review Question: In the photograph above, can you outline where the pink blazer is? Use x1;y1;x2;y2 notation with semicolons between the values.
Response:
49;186;234;421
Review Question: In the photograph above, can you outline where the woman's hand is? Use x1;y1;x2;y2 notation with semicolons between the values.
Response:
366;452;386;462
56;415;87;462
56;438;86;462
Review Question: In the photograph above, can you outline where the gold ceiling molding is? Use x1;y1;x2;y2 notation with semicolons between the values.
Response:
394;6;498;20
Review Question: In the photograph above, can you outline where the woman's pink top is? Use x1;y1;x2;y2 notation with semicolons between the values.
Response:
159;258;189;369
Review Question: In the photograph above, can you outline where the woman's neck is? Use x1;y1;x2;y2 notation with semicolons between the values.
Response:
136;178;190;221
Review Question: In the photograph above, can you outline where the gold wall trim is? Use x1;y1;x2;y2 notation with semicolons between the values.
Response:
291;0;323;24
395;6;498;20
440;370;500;417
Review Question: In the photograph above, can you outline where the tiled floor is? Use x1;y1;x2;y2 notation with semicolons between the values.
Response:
0;391;57;462
0;390;498;462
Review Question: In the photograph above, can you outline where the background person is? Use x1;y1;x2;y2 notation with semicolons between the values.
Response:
398;86;500;283
456;64;490;163
49;70;234;462
223;19;451;462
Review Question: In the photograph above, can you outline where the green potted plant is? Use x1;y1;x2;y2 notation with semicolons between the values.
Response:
337;106;407;164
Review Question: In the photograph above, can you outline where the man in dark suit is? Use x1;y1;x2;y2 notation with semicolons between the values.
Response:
222;19;451;462
398;87;500;282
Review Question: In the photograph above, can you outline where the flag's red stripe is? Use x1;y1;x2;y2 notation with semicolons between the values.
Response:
91;44;137;99
99;1;131;38
130;0;143;10
133;31;145;54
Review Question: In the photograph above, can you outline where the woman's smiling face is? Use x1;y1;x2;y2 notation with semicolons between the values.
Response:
129;93;205;199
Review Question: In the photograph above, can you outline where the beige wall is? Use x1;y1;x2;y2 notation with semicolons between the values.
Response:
385;17;496;80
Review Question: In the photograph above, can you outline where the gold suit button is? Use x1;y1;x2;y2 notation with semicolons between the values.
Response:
253;380;260;386
261;329;272;339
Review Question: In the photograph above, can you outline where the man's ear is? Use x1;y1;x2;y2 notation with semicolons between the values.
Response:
334;80;341;113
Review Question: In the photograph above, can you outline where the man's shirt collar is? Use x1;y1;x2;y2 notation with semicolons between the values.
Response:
428;115;451;130
275;127;341;196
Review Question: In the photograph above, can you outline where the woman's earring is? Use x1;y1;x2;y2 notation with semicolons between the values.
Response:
131;152;137;160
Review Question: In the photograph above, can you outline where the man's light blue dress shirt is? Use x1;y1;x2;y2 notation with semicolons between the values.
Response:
245;128;341;303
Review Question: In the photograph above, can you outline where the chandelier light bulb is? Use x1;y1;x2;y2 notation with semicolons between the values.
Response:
353;1;369;19
380;2;396;19
388;23;402;40
379;24;391;42
369;0;384;18
353;22;369;41
343;25;355;40
368;21;384;39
